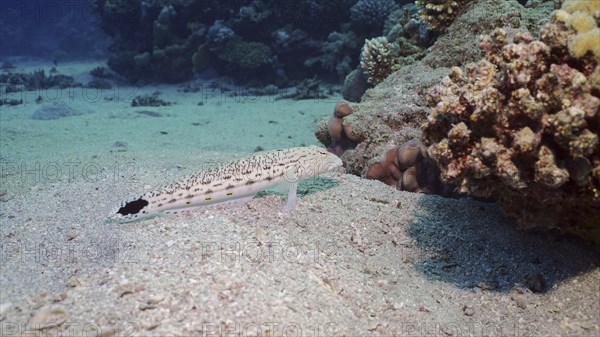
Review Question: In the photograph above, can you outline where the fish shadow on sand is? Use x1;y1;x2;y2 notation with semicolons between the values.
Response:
408;195;599;292
256;176;340;198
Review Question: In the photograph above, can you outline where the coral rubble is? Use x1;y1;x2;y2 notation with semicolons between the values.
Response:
131;92;173;107
422;0;600;239
0;70;81;91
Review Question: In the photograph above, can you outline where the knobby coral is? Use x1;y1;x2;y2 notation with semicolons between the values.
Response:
360;37;398;84
415;0;467;31
359;16;429;86
422;0;600;240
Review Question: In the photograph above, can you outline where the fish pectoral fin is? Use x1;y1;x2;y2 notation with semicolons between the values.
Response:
268;181;297;212
283;181;298;212
281;166;299;212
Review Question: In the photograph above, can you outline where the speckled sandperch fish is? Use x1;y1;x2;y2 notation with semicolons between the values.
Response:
107;146;343;223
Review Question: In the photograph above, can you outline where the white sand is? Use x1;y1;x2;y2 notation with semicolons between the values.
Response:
0;61;598;336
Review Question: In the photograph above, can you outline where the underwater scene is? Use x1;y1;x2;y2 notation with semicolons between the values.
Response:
1;0;599;335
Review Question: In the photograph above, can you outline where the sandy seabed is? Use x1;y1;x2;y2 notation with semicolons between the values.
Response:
0;61;598;337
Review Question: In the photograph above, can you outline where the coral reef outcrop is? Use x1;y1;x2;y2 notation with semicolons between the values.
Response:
91;0;399;85
357;4;435;86
422;0;600;239
316;0;580;206
344;2;432;101
305;31;359;81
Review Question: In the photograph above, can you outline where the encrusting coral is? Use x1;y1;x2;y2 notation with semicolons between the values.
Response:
422;0;600;240
421;0;556;69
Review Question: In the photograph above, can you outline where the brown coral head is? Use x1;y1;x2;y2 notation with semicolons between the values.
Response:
325;101;360;156
401;166;420;192
367;141;450;195
397;140;423;170
327;116;344;141
334;100;353;118
366;148;402;186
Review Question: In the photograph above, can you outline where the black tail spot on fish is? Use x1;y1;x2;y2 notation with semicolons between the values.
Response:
117;198;149;216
